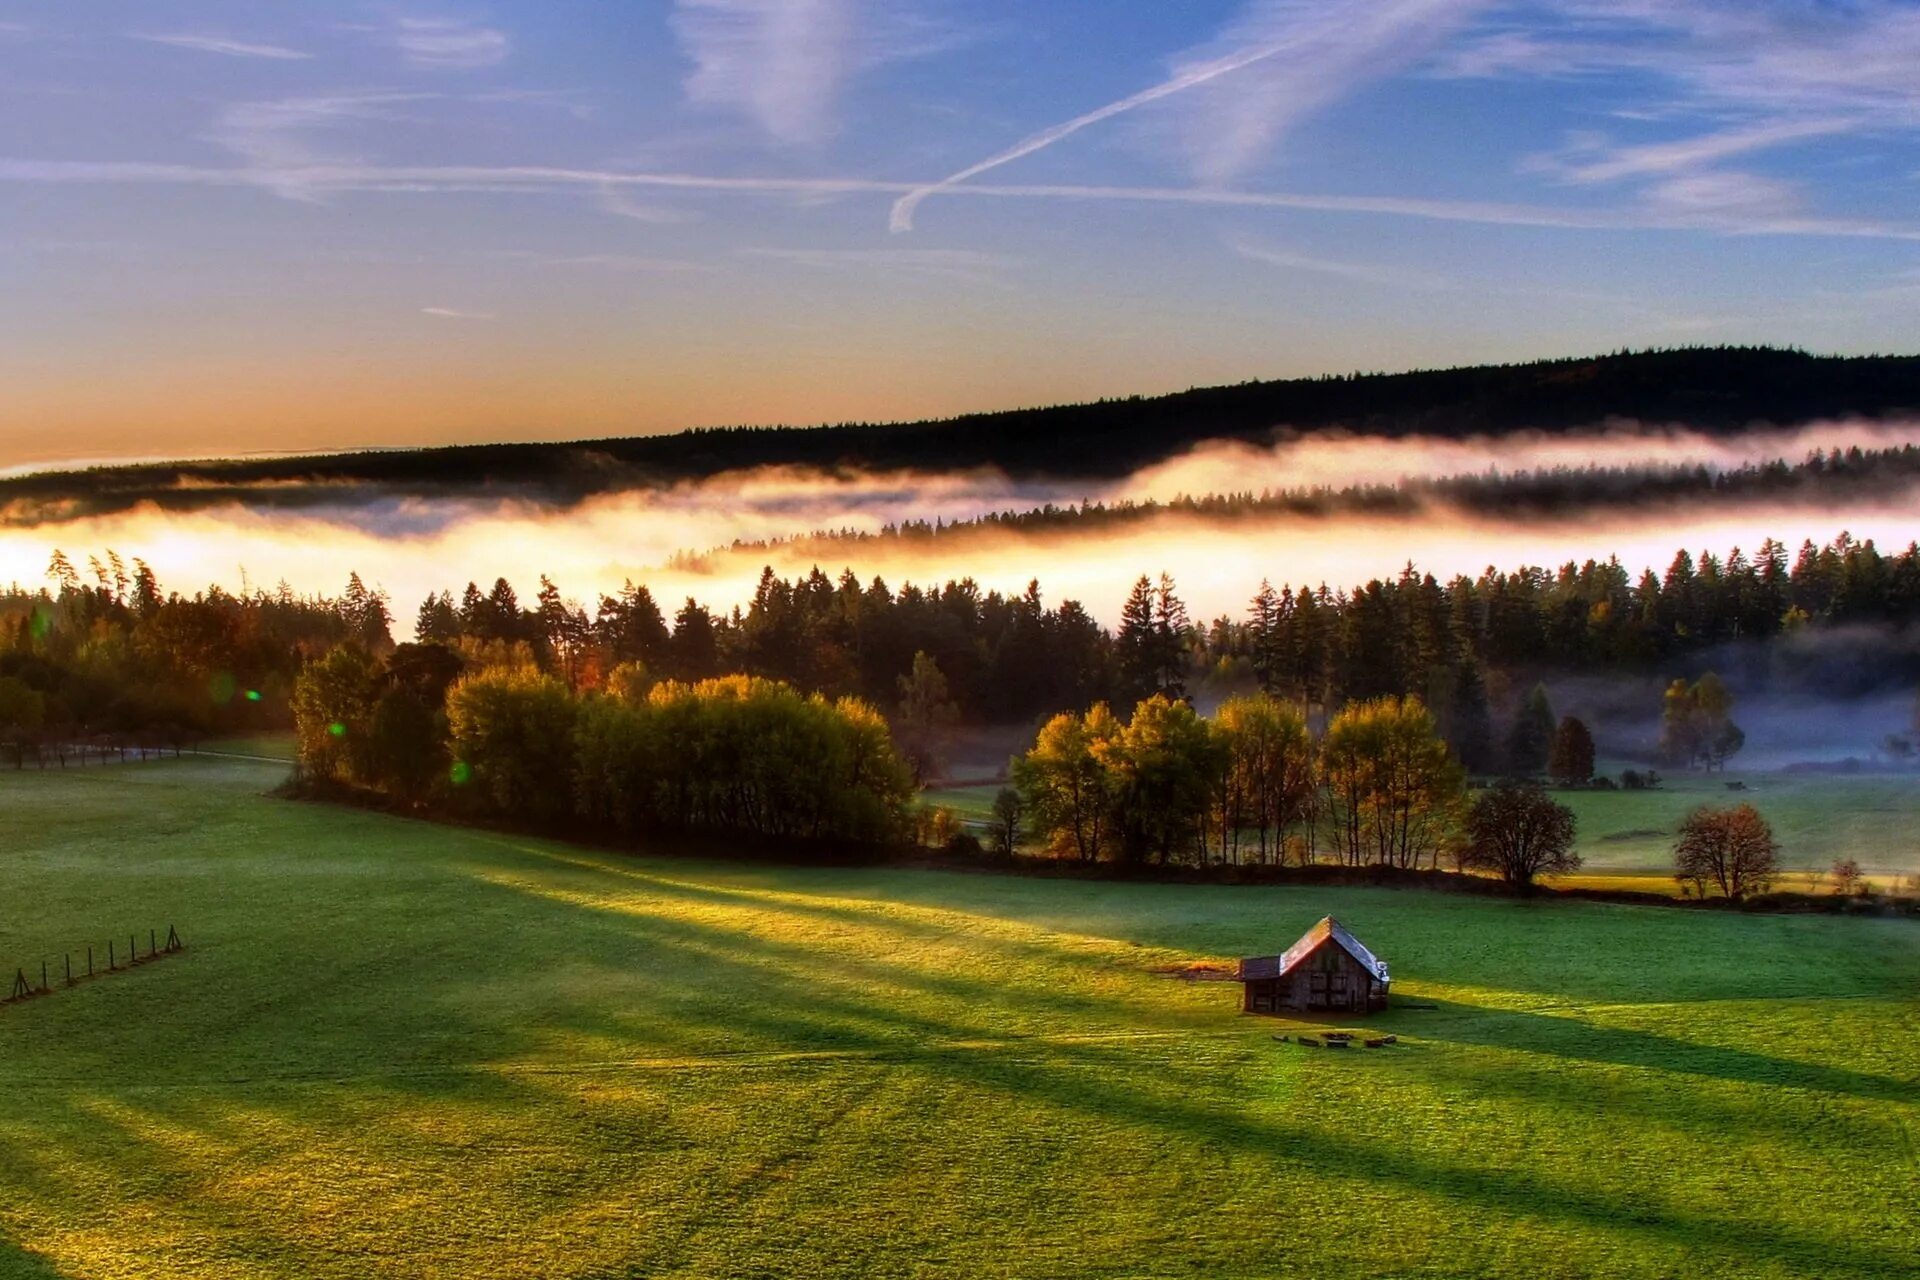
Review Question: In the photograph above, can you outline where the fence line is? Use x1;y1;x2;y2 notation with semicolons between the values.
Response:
5;925;184;1006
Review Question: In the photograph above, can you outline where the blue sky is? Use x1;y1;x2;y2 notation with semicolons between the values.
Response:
1;1;1917;465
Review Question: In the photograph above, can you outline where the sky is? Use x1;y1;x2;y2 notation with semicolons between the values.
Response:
2;1;1919;470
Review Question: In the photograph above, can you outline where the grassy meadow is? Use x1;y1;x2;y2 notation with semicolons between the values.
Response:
932;767;1920;892
0;758;1916;1278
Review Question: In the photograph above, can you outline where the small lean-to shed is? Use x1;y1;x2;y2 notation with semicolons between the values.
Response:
1237;916;1390;1015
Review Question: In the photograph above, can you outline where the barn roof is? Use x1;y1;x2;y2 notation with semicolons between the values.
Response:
1238;916;1389;984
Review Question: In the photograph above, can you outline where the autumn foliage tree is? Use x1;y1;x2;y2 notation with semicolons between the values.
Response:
1465;780;1580;888
1673;803;1780;899
1319;696;1466;870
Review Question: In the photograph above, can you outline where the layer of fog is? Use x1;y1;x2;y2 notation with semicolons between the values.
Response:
3;420;1920;634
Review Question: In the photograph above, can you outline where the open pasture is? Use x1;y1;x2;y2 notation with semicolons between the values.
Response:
933;769;1920;887
0;758;1914;1278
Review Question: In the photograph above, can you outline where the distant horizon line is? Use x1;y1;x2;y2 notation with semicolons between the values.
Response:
2;343;1909;484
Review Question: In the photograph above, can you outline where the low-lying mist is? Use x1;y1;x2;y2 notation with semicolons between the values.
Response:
4;420;1920;630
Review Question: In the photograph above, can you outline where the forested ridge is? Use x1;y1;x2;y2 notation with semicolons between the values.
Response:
6;526;1915;768
4;347;1917;522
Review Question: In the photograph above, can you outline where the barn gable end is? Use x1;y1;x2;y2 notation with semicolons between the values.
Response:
1237;917;1391;1015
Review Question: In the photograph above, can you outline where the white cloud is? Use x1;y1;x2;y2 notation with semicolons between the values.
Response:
1438;5;1920;239
1539;118;1858;186
421;306;496;320
671;0;962;145
134;33;310;60
1169;0;1490;187
890;0;1487;231
6;157;1920;242
392;17;510;71
206;93;429;199
673;0;861;144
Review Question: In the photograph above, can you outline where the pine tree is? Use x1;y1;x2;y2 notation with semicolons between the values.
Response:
1547;715;1596;786
1450;660;1495;774
1248;580;1280;693
1116;575;1157;702
1505;683;1556;776
1152;573;1190;700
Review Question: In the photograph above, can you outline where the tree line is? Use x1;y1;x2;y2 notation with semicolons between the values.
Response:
294;648;914;846
10;524;1897;775
0;554;390;760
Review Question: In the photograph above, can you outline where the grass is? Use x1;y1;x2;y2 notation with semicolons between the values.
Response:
928;769;1920;884
0;758;1915;1278
192;732;297;762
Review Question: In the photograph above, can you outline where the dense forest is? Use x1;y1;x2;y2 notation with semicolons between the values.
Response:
3;347;1916;523
702;445;1920;562
3;528;1917;775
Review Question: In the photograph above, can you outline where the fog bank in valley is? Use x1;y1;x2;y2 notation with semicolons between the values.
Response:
2;420;1919;632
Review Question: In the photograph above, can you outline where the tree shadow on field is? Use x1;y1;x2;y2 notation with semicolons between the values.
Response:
1411;998;1918;1104
0;1235;71;1278
4;825;1911;1280
458;874;1916;1280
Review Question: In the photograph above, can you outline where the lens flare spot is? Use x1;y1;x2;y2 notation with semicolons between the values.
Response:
449;760;473;785
328;722;347;738
208;671;237;704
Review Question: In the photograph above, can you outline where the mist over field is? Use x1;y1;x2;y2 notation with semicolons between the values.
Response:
5;419;1920;631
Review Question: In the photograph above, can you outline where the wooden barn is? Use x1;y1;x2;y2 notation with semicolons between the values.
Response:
1237;916;1390;1014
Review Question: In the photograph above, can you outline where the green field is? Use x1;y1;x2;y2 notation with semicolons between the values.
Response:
930;769;1920;888
192;733;298;763
0;760;1916;1278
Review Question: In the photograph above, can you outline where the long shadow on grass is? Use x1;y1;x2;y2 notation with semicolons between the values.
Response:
465;875;1915;1279
1410;998;1918;1104
5;824;1906;1279
0;1238;68;1279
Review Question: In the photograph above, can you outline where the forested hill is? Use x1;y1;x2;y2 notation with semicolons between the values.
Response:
6;346;1920;523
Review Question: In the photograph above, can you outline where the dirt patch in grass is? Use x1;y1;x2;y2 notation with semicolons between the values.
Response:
1148;962;1237;982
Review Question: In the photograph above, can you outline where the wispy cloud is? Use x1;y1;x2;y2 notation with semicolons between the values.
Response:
674;0;860;144
1539;118;1859;186
1229;238;1454;291
6;158;1920;242
672;0;963;145
485;249;709;273
421;306;495;320
206;93;430;200
890;0;1486;232
595;185;699;225
391;17;510;70
743;246;1015;285
133;32;311;61
1448;3;1920;215
1170;0;1491;186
